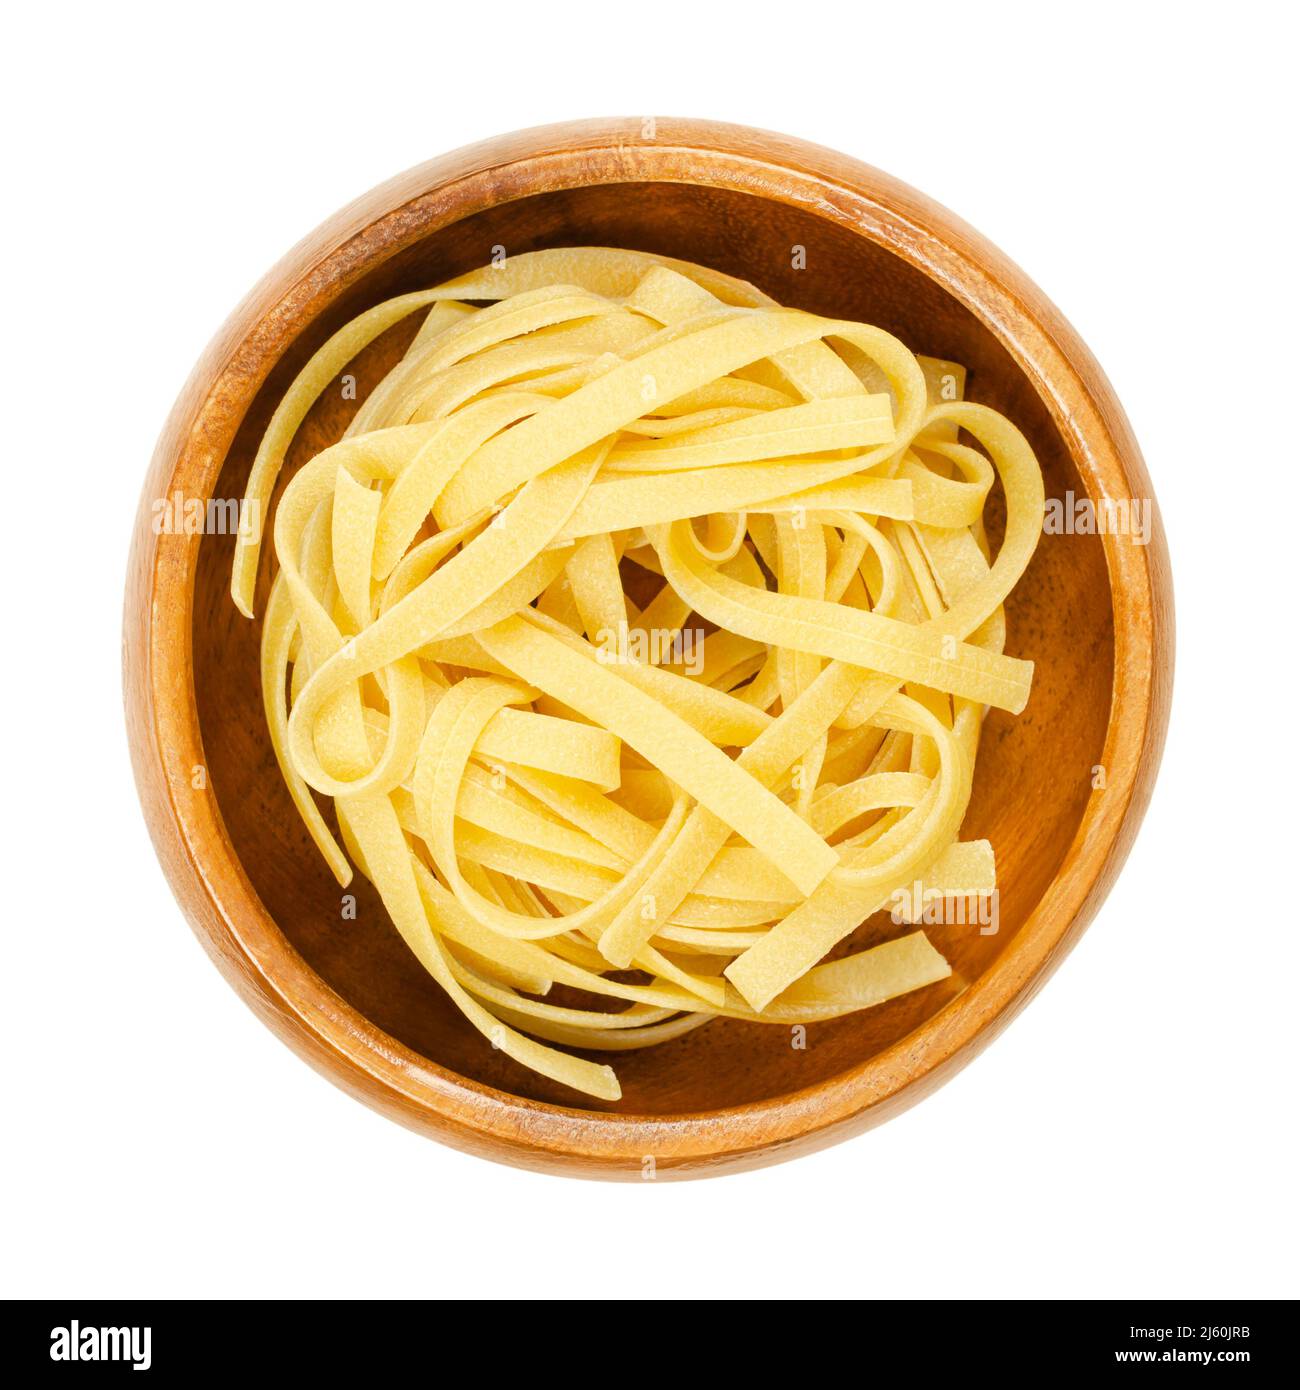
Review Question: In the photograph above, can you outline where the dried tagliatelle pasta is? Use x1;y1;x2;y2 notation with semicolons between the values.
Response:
231;247;1045;1100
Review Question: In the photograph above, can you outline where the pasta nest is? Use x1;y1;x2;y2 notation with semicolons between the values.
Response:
231;247;1044;1100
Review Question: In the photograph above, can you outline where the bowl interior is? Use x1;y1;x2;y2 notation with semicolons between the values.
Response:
192;181;1113;1114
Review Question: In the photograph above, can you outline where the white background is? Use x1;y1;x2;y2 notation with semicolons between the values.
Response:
4;2;1295;1301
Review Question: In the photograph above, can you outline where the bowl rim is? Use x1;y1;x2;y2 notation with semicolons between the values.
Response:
124;116;1174;1178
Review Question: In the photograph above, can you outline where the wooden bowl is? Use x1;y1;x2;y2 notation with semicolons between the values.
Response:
124;118;1173;1178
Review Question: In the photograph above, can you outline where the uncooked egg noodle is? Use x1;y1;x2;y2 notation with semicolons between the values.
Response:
231;247;1044;1100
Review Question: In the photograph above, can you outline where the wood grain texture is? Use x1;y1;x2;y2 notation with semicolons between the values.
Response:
123;118;1174;1179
